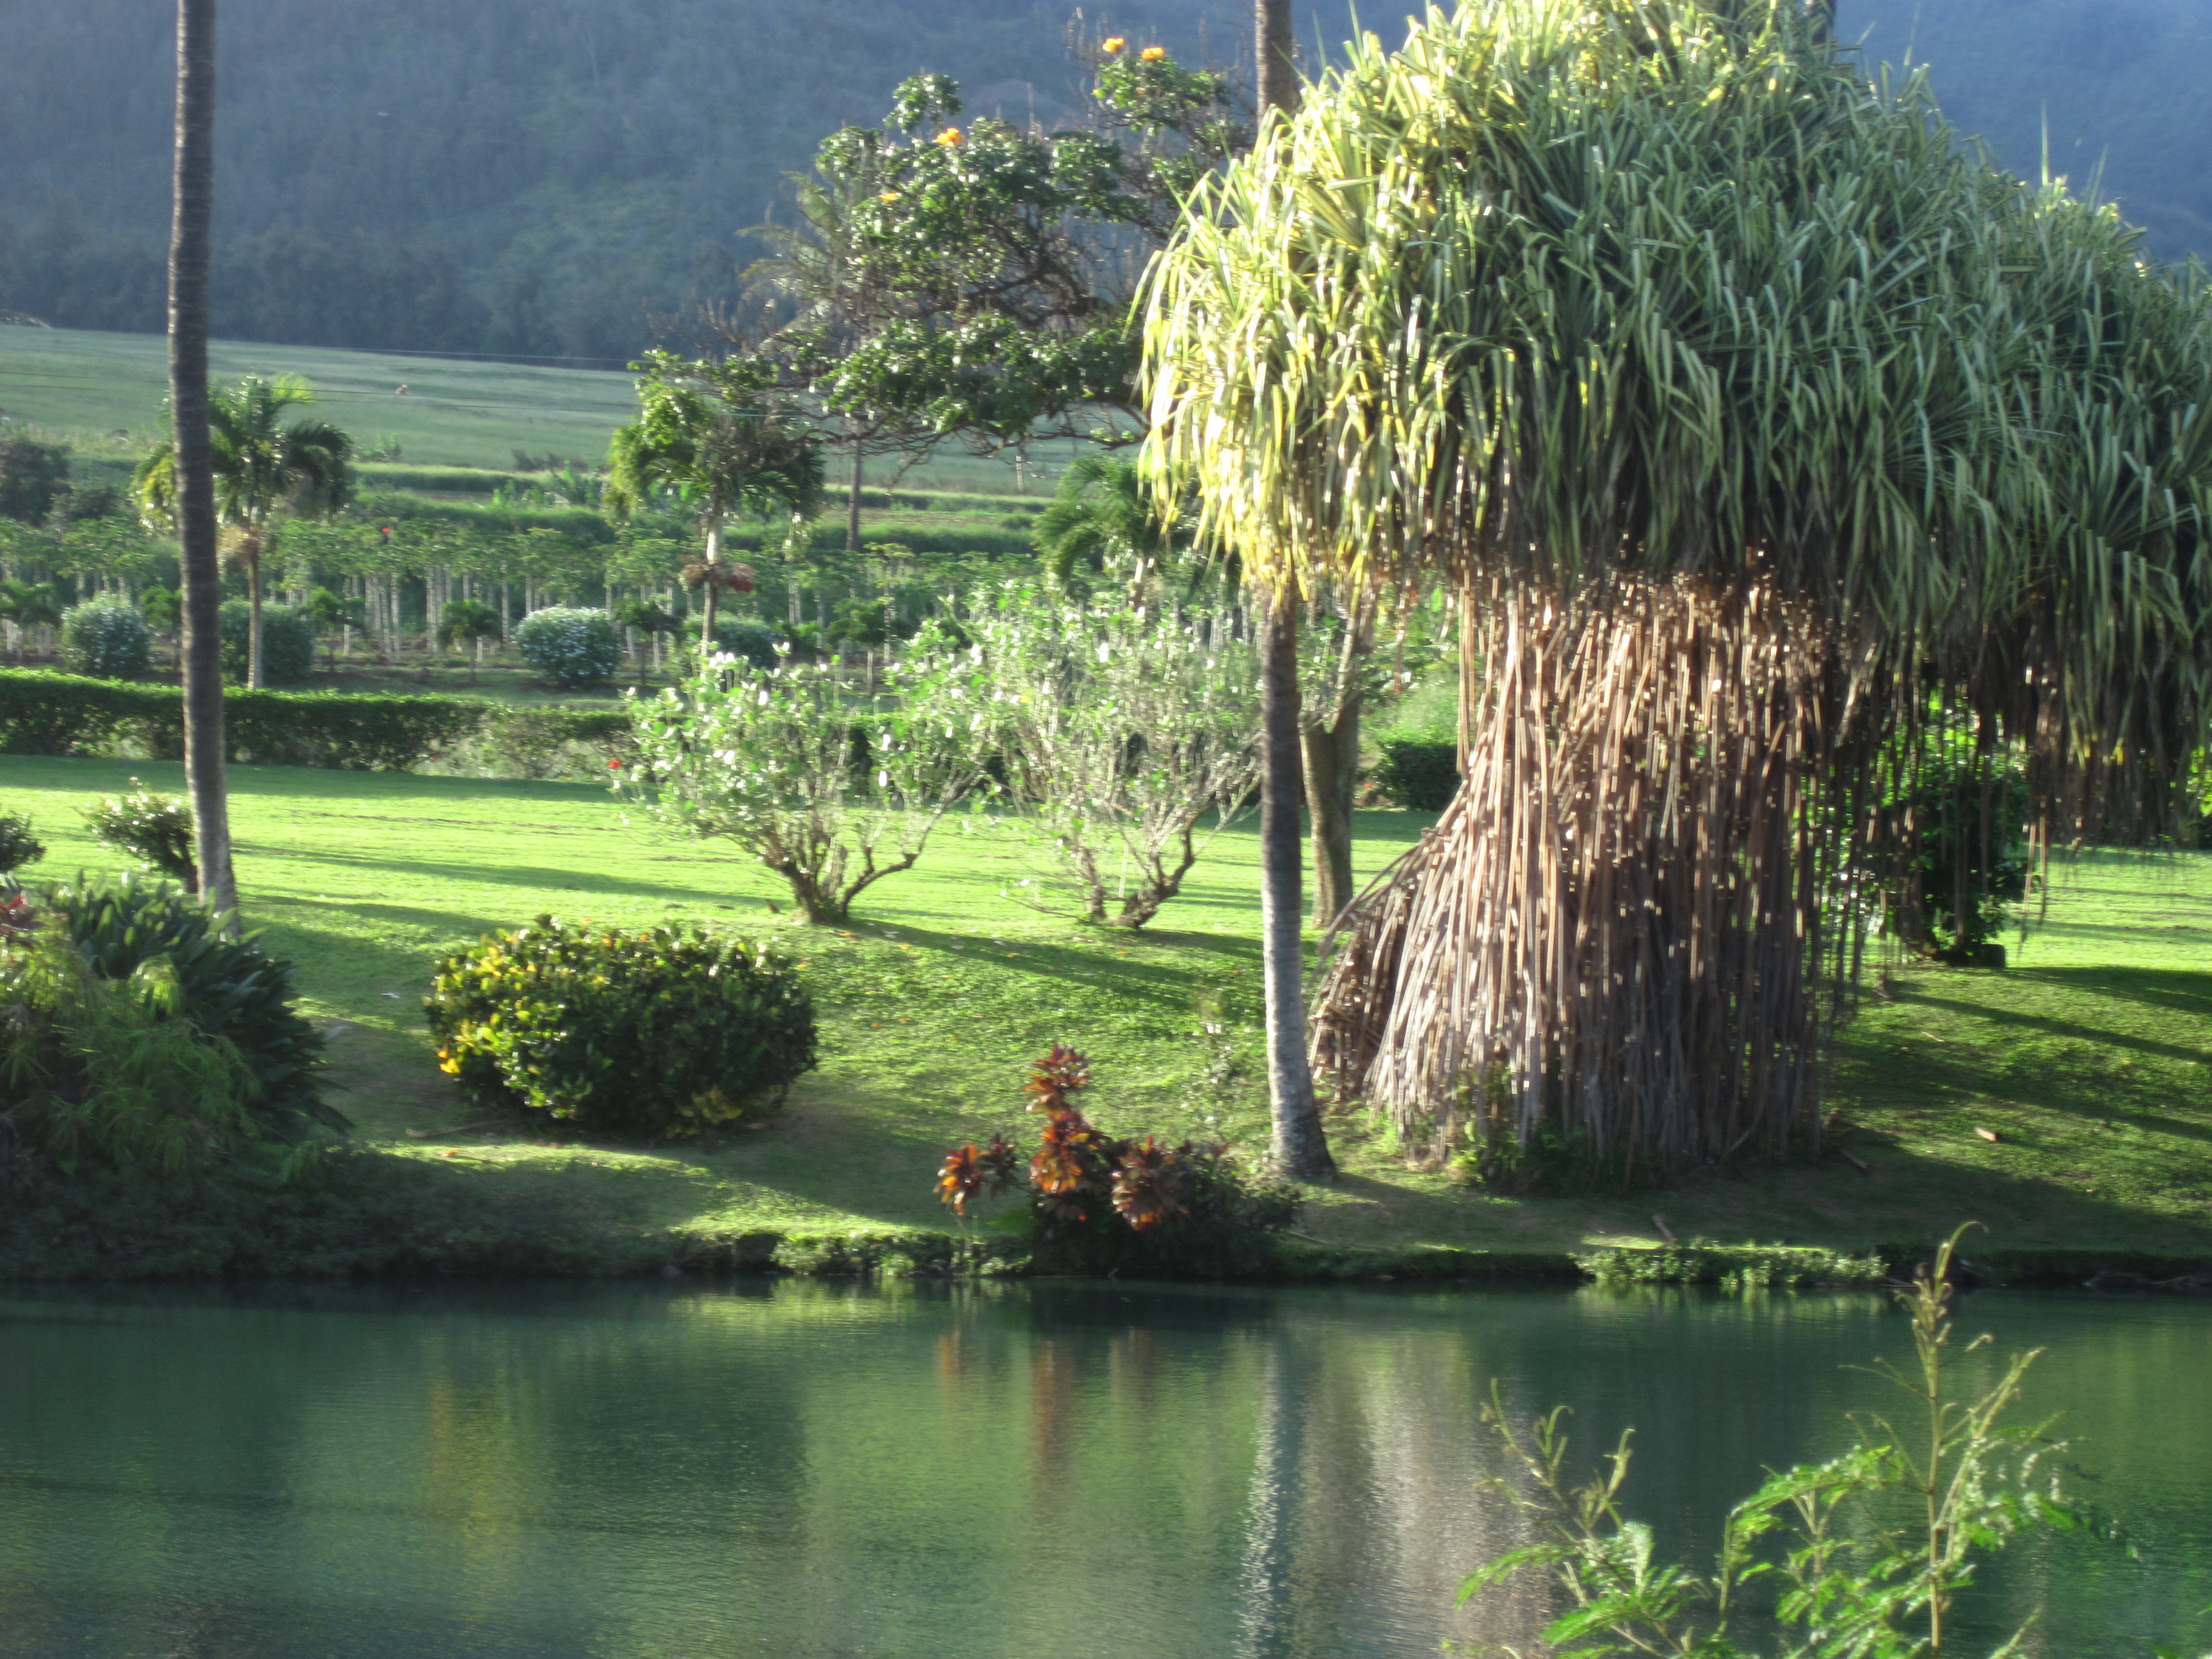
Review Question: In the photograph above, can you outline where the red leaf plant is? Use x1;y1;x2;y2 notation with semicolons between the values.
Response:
1021;1044;1092;1113
936;1133;1022;1217
939;1046;1222;1234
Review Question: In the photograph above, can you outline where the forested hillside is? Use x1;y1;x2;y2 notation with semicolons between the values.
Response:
3;0;2206;363
0;0;1270;362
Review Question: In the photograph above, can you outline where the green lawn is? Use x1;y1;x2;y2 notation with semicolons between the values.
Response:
5;753;2210;1265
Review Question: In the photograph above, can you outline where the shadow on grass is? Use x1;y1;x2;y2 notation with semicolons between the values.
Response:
252;846;725;906
1894;983;2211;1066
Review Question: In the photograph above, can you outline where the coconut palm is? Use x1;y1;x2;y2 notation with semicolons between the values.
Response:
135;376;353;690
1144;0;2212;1178
1233;0;1335;1185
165;0;236;915
604;353;825;649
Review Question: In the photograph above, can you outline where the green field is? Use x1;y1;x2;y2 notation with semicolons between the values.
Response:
0;325;1065;495
4;752;2209;1269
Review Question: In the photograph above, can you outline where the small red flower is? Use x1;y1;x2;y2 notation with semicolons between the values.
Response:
608;758;622;769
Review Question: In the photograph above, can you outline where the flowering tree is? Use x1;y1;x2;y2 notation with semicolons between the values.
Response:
957;585;1261;928
752;48;1243;454
621;643;995;924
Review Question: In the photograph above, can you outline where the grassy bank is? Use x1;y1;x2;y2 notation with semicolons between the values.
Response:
2;753;2209;1279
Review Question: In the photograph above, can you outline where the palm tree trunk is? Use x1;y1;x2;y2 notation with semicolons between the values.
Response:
244;536;264;689
1255;0;1332;1183
700;515;722;649
168;0;237;917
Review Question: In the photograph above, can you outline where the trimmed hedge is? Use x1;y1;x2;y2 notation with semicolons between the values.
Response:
0;670;619;771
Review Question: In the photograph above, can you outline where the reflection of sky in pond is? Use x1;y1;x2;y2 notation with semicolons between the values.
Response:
0;1282;2204;1657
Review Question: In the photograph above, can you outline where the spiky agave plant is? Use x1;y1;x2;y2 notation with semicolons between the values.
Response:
1142;0;2212;1179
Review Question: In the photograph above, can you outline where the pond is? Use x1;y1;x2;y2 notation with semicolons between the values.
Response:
0;1280;2205;1658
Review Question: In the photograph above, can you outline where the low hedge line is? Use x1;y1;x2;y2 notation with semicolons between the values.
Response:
0;669;628;771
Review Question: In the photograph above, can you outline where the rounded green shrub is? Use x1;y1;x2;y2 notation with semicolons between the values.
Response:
515;607;620;688
60;600;152;680
425;917;817;1136
219;601;315;685
712;619;782;670
1374;738;1460;811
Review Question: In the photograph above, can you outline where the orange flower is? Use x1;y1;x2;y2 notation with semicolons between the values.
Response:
933;126;963;147
1140;45;1166;61
1101;35;1125;53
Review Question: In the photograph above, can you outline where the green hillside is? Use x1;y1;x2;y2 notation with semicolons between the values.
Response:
0;325;1055;494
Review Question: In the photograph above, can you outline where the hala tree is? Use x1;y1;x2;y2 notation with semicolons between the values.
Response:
1145;0;2212;1180
604;351;824;650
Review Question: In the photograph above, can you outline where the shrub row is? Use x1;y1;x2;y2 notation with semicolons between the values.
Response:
0;669;624;772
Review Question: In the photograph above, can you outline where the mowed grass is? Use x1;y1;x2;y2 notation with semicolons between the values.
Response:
4;752;2210;1261
0;325;1068;495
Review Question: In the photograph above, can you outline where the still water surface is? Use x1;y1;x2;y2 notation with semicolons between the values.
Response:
0;1281;2205;1658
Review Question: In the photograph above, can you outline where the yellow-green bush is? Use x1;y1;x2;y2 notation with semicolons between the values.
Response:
424;917;816;1136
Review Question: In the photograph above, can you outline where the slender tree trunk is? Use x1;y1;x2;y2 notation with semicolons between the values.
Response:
1257;0;1298;116
169;0;236;917
846;452;864;554
1254;0;1332;1182
1302;599;1374;927
1302;699;1360;926
1262;591;1334;1181
245;539;264;688
700;515;722;648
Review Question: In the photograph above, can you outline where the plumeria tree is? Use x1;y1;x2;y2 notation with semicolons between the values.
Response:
622;641;995;924
957;586;1261;929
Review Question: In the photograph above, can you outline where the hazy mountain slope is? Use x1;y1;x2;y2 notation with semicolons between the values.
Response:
3;1;2204;363
1846;0;2212;260
0;0;1270;362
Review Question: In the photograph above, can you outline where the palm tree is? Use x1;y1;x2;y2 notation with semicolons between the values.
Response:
135;376;353;689
435;599;503;684
166;0;236;916
604;353;825;649
1032;455;1189;595
1145;0;2212;1177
